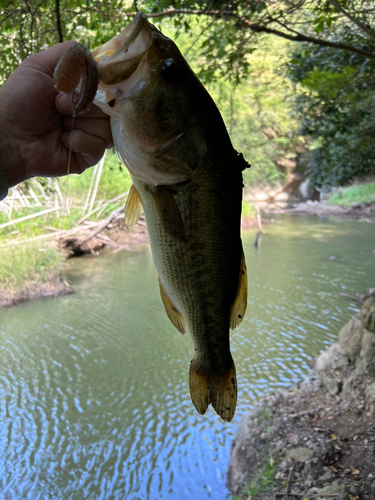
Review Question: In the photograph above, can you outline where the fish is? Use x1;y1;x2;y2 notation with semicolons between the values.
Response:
54;12;249;422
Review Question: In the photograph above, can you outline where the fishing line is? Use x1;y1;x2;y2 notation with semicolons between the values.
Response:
47;107;76;369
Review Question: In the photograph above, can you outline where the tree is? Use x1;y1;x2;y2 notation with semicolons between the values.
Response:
2;0;375;187
286;40;375;187
2;0;375;81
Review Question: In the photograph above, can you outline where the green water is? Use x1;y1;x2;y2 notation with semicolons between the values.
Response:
0;214;374;500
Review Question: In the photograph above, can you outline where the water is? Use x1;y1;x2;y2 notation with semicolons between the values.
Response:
0;214;374;500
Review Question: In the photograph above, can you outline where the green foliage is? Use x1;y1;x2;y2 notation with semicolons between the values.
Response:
194;36;303;187
241;200;255;218
286;41;375;187
329;182;375;205
0;151;131;242
59;150;132;201
0;244;62;291
232;454;278;500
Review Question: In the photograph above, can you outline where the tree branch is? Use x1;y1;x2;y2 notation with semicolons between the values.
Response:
55;0;63;43
133;8;375;61
326;0;375;41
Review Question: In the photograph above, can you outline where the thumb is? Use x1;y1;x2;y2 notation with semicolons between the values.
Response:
23;40;77;77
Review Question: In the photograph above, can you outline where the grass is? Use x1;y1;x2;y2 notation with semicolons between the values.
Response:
0;244;63;298
328;182;375;206
242;200;256;218
0;151;131;301
232;454;278;500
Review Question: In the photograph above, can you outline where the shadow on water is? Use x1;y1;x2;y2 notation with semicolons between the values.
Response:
0;214;374;499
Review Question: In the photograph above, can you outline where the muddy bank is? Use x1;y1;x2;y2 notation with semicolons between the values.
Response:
228;295;375;500
0;279;73;308
266;200;375;218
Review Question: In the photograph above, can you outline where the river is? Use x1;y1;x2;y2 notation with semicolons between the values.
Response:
0;214;374;500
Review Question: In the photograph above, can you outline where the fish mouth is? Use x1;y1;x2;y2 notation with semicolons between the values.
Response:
92;12;156;88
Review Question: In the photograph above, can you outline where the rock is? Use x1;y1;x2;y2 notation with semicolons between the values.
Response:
284;447;314;463
324;378;340;396
365;381;375;414
361;295;375;332
317;469;335;484
276;440;287;451
315;343;350;373
361;329;375;359
348;484;360;496
338;316;364;358
320;484;344;495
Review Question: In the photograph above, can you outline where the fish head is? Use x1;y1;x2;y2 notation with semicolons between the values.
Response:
93;13;206;185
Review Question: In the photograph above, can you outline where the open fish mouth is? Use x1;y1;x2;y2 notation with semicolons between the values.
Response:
93;13;155;90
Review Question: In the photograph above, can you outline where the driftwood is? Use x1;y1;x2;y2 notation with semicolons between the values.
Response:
79;207;124;245
64;206;125;255
77;191;129;225
340;292;364;303
340;288;375;303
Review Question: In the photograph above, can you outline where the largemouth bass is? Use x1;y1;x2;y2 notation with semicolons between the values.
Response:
54;13;249;422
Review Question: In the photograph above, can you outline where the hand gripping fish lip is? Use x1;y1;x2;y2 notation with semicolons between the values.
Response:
53;43;99;115
52;12;150;114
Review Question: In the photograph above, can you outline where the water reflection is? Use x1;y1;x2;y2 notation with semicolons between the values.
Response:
0;215;374;499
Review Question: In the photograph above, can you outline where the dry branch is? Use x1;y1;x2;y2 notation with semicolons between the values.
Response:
0;206;60;230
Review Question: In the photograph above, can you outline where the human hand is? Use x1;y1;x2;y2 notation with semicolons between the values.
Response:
0;41;113;188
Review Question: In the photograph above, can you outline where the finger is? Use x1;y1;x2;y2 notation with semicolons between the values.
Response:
61;129;107;166
56;93;110;119
63;116;114;148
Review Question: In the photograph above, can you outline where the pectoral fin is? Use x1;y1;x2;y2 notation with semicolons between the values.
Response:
189;356;237;422
158;277;187;335
230;246;248;330
149;185;186;242
124;184;143;229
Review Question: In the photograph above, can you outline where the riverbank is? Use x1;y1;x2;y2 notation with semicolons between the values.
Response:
0;213;259;308
2;198;374;309
228;295;375;500
267;200;375;218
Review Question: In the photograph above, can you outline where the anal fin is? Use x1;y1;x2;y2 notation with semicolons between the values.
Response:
189;357;237;422
158;277;187;335
124;184;143;229
230;245;248;330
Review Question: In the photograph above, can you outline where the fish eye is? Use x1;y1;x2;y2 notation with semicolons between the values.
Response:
161;59;181;84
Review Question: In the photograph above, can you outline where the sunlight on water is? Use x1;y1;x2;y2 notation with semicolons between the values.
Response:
0;215;374;499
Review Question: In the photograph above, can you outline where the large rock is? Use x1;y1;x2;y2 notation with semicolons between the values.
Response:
361;295;375;332
338;315;364;358
361;329;375;359
315;343;354;395
315;343;351;373
227;407;265;494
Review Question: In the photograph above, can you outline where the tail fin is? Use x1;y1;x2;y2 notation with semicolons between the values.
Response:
189;357;237;422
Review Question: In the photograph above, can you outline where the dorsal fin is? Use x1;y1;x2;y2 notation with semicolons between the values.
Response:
124;184;143;229
230;245;248;330
158;277;187;335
